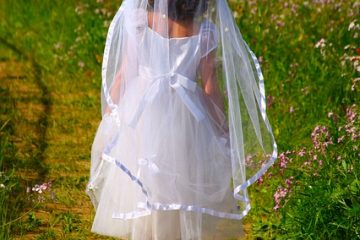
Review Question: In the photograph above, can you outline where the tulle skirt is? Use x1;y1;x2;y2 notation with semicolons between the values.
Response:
85;75;244;239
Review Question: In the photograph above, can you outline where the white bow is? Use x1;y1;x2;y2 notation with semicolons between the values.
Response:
128;66;205;128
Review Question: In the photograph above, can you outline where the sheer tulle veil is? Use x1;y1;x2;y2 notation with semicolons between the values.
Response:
97;0;277;222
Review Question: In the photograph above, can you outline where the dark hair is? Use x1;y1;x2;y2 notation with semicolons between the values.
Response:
148;0;208;21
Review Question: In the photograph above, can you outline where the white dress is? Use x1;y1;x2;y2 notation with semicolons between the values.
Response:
86;19;243;240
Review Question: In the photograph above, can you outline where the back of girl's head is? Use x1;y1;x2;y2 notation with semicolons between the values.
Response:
148;0;208;21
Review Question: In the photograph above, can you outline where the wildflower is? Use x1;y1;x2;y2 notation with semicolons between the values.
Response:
273;186;288;211
245;154;253;166
258;56;263;64
267;95;274;108
346;106;357;123
279;152;289;169
53;42;63;50
257;176;264;185
337;135;345;143
233;11;239;19
276;20;285;27
301;87;310;95
31;182;52;194
311;125;333;152
285;150;293;155
303;160;311;166
285;176;294;187
78;61;85;68
348;20;359;31
315;38;326;48
75;5;85;15
291;4;298;14
352;78;360;91
104;20;110;28
298;148;306;157
0;183;5;188
289;106;294;113
274;204;280;211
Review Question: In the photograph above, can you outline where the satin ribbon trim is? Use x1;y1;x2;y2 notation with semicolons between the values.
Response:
232;41;278;196
112;201;250;220
101;3;126;120
102;152;251;220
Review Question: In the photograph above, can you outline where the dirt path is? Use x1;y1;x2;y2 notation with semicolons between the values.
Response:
0;38;114;239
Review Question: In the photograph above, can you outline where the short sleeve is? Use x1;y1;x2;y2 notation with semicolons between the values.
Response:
200;20;220;58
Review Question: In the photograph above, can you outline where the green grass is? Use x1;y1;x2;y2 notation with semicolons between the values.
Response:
230;0;360;238
0;0;359;239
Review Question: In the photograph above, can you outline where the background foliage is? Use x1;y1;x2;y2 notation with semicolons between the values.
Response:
0;0;359;239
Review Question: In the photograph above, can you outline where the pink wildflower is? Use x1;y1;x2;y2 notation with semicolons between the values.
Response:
311;125;333;152
285;176;294;187
278;152;290;170
298;148;306;157
273;186;288;211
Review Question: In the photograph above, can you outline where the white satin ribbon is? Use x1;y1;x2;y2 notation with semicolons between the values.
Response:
128;66;205;128
231;41;278;197
102;149;250;220
101;5;124;112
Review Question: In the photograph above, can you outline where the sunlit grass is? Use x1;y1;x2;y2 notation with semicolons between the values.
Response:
0;0;359;239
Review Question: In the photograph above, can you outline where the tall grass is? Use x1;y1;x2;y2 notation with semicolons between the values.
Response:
0;1;116;238
0;0;359;239
231;0;360;238
0;94;25;239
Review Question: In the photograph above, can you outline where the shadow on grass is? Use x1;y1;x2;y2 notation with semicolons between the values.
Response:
0;36;52;179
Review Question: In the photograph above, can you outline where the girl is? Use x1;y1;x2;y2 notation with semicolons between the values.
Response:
86;0;277;239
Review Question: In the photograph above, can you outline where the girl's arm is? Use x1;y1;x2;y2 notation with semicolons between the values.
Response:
104;56;128;115
199;51;228;132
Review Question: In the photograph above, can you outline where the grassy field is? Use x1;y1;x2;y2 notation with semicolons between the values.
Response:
0;0;359;239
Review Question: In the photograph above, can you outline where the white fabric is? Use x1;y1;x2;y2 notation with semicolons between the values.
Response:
86;0;277;239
